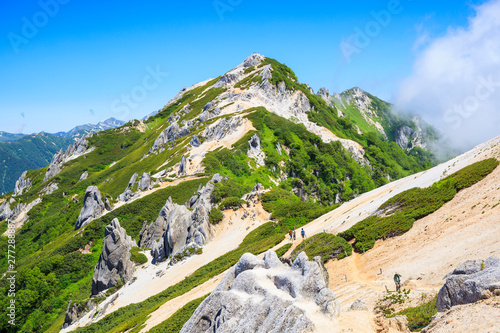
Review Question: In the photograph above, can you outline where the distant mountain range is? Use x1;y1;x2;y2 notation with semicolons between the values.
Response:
0;118;125;194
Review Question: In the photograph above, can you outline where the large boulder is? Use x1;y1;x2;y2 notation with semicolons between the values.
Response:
139;173;151;191
14;171;32;196
436;256;500;311
180;251;339;333
190;135;201;147
140;174;223;263
91;218;137;295
75;186;106;230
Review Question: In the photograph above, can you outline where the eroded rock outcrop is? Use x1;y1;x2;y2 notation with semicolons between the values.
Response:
190;135;201;147
62;300;96;329
139;174;223;263
436;256;500;311
91;218;136;295
178;155;186;175
44;137;91;182
180;251;339;333
14;171;32;196
75;186;106;230
151;122;191;152
204;116;243;142
79;171;88;182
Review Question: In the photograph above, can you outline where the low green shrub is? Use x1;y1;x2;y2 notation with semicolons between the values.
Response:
275;243;292;257
209;208;224;224
129;247;148;265
394;295;437;331
291;233;352;262
219;197;246;210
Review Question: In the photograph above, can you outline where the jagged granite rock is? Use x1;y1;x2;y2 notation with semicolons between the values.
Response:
139;173;151;191
43;149;64;182
117;189;138;203
40;183;58;196
91;218;137;295
190;135;201;147
75;186;106;230
128;173;139;188
242;52;264;67
395;125;425;151
62;300;96;329
204;116;243;142
79;171;88;182
44;137;90;182
14;171;32;196
178;155;187;175
140;174;223;263
242;183;264;203
0;200;12;221
317;87;333;107
151;122;190;151
198;110;210;123
436;256;500;312
180;251;339;333
105;197;112;211
248;134;265;166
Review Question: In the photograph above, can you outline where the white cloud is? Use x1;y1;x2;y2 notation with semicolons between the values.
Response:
397;0;500;152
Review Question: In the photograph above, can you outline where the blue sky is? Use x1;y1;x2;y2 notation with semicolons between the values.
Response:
0;0;491;135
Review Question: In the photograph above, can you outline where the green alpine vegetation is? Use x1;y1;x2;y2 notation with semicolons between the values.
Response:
291;232;352;263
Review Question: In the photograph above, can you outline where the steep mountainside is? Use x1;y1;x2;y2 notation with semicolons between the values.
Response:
0;118;125;195
0;132;25;143
0;54;447;332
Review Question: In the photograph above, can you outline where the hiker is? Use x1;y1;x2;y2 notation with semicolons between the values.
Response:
301;228;306;239
394;272;402;291
293;229;296;240
289;230;293;241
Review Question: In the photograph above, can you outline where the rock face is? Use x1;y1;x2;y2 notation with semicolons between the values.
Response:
180;251;340;333
436;256;500;311
395;124;426;151
151;122;190;151
117;189;138;203
139;174;223;263
204;116;243;142
14;171;32;196
91;218;137;295
75;186;106;230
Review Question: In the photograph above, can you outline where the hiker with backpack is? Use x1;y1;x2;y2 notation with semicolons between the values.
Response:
289;230;293;241
394;272;402;291
301;228;306;239
293;229;296;240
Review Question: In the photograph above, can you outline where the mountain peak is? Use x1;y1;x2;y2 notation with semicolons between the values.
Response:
240;52;265;68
